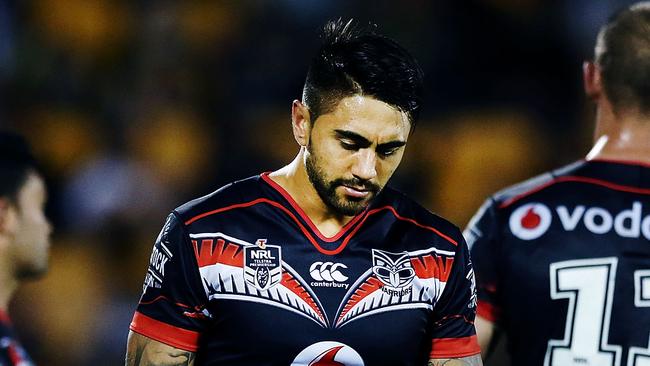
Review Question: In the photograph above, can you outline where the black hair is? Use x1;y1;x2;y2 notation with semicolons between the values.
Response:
302;18;424;126
596;2;650;114
0;131;38;204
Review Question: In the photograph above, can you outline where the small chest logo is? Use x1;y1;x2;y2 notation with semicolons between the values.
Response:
291;341;364;366
509;203;552;240
243;240;282;291
371;249;415;296
309;262;349;289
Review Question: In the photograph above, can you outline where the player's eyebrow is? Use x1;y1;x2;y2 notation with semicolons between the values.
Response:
377;140;406;151
335;130;371;148
334;130;406;150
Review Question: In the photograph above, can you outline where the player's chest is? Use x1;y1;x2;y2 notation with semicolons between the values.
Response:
190;227;449;330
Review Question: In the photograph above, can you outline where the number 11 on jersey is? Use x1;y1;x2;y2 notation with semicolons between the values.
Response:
545;257;650;366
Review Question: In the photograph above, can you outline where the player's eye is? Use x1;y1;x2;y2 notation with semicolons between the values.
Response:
339;140;358;151
377;147;399;157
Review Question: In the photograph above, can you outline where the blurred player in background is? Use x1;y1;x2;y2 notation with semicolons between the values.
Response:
126;19;481;366
465;2;650;365
0;132;51;366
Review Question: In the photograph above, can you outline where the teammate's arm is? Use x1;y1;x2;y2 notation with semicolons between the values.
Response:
126;331;196;366
427;354;483;365
474;315;497;359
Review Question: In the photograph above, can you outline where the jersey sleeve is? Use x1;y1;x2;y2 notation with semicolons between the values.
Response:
463;198;501;324
129;212;210;352
429;230;481;359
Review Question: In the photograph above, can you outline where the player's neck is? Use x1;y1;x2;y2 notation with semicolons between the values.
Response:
269;151;356;236
587;105;650;164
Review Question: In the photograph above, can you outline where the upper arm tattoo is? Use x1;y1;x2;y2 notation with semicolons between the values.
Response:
428;354;483;366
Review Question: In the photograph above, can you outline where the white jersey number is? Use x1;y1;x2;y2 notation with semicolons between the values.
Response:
544;257;650;366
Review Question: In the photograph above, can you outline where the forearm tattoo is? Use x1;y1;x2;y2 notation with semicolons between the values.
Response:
125;332;196;366
126;349;195;366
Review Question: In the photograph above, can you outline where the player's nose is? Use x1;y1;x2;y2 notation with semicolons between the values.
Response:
351;149;377;181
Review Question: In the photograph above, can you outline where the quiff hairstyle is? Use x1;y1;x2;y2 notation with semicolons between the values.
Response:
302;19;424;127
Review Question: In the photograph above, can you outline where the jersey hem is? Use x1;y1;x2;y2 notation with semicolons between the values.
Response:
430;335;481;358
130;311;200;352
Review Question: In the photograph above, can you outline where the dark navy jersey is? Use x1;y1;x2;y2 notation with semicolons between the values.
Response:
0;311;34;366
130;173;480;365
465;159;650;366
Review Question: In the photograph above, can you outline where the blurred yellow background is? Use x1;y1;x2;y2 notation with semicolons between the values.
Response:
0;0;628;364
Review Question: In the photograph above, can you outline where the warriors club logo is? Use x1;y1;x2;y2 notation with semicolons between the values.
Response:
371;249;415;296
291;341;364;366
509;203;552;240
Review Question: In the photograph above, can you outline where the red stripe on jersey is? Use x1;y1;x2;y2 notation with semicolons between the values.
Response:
411;255;455;281
280;271;326;322
343;206;458;247
477;300;500;322
185;198;341;254
130;311;200;352
192;238;243;268
138;295;193;310
0;309;11;325
7;343;24;364
500;175;650;208
430;335;481;358
184;199;457;256
589;158;650;169
184;198;283;225
337;277;383;323
261;173;366;241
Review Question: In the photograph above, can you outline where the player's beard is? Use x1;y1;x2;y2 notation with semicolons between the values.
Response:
305;145;381;216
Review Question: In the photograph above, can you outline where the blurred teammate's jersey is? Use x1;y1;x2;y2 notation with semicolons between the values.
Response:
465;160;650;366
0;311;34;366
130;173;480;365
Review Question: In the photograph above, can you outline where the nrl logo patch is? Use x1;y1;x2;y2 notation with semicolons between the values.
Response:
371;249;415;296
243;239;282;291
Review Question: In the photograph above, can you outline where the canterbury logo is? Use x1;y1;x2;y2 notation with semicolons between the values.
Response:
309;262;348;282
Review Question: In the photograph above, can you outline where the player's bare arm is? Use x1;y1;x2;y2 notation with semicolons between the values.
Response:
474;315;497;359
126;331;196;366
428;354;483;366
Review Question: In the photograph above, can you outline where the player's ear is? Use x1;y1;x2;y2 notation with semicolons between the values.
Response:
583;61;603;101
0;198;17;241
291;100;311;147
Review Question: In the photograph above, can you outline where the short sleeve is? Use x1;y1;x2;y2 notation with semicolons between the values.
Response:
429;231;481;359
129;212;210;352
463;198;501;324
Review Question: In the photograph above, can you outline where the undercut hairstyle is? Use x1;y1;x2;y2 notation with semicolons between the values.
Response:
0;132;38;204
595;2;650;114
302;18;424;127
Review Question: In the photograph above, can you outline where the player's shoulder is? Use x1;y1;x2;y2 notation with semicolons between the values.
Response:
490;160;586;210
380;186;464;247
173;175;264;223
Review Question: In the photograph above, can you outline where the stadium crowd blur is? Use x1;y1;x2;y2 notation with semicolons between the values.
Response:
0;0;636;364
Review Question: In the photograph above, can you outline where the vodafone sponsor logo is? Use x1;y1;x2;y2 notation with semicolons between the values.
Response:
509;203;552;240
291;341;364;366
510;201;650;240
557;201;650;238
